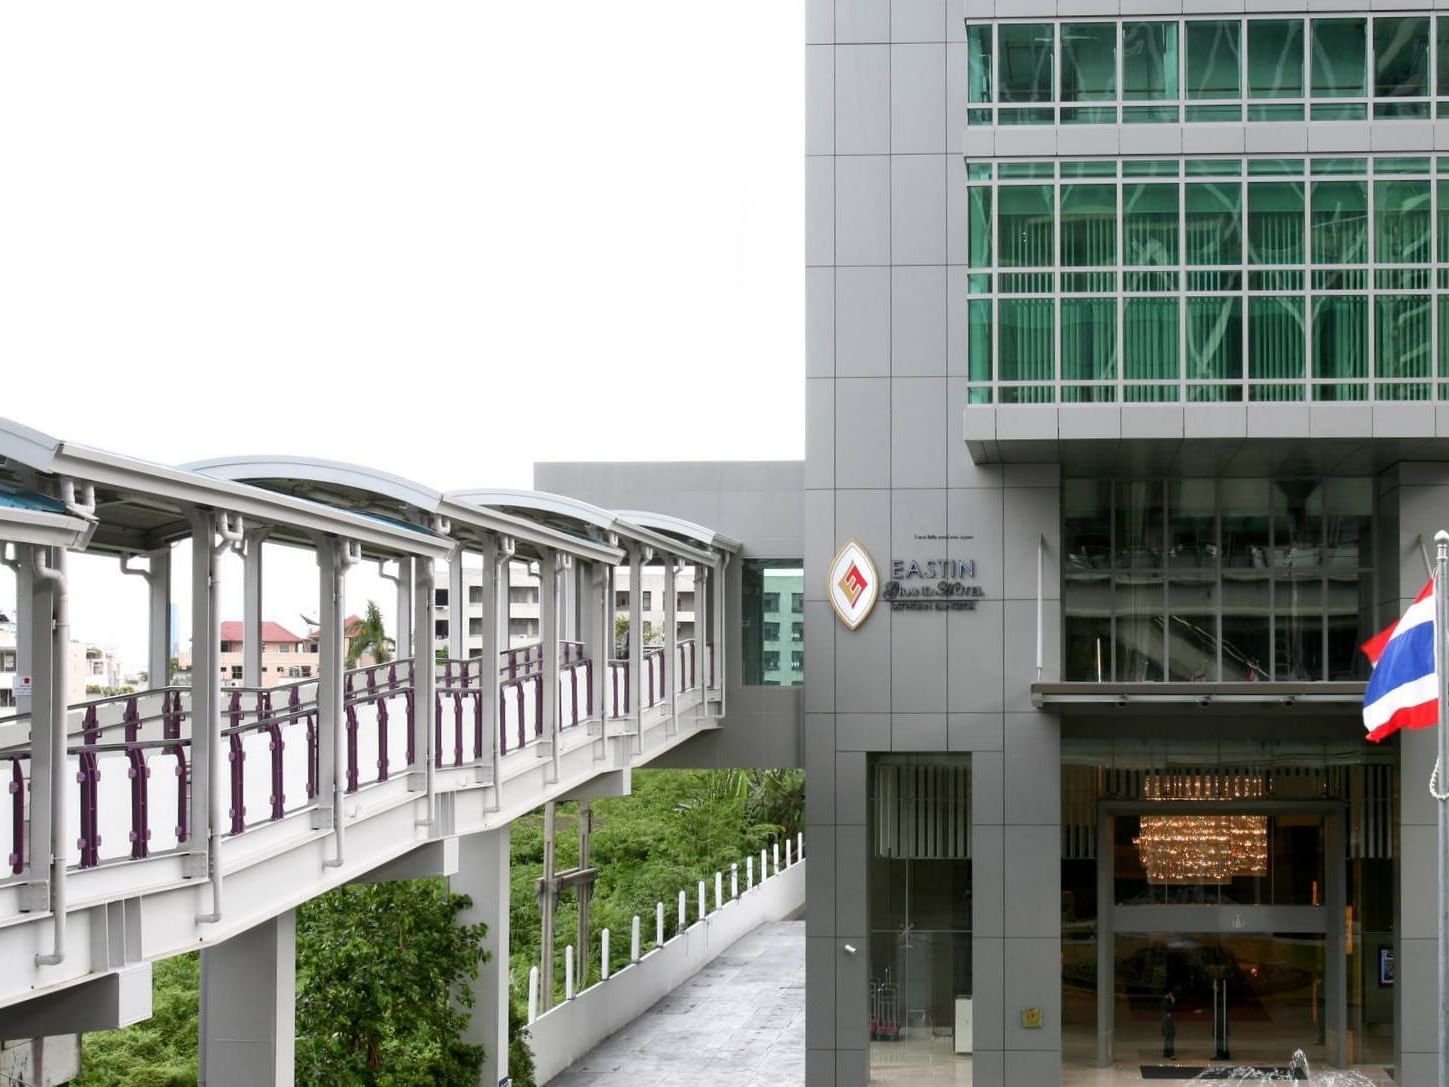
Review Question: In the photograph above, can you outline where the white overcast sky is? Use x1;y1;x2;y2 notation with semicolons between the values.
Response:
0;3;803;670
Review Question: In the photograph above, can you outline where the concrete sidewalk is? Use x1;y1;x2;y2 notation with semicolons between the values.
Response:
545;920;805;1087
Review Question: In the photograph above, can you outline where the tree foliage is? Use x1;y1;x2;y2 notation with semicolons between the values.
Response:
346;600;393;669
74;880;488;1087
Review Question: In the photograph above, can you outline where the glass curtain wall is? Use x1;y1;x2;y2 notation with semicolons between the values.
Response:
740;560;804;686
1063;477;1373;683
967;16;1443;125
869;755;973;1080
967;156;1445;404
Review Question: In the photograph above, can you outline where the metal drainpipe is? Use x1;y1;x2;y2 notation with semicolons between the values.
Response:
326;540;362;866
32;543;67;966
198;512;244;922
713;553;730;721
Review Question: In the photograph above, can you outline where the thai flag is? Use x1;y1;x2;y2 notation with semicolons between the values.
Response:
1362;579;1439;742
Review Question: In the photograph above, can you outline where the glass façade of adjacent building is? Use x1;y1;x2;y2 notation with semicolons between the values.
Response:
966;154;1449;404
741;560;804;686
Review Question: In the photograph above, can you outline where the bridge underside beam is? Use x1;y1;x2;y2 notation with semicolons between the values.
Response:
0;963;152;1040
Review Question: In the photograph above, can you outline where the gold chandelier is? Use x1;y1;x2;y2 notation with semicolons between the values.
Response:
1134;813;1269;885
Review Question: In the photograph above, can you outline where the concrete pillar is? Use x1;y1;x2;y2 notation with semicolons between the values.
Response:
146;547;171;688
1390;464;1448;1084
199;910;296;1087
456;827;511;1087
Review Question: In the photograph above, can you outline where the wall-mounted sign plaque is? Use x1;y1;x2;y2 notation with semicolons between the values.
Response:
828;539;879;630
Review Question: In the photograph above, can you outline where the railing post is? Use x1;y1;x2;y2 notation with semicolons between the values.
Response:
697;879;706;921
731;862;738;900
630;916;640;963
601;929;610;981
760;848;767;884
773;842;780;876
677;889;686;933
714;870;722;910
785;839;793;868
656;902;664;947
527;965;539;1025
564;944;575;1001
747;855;754;891
797;831;804;859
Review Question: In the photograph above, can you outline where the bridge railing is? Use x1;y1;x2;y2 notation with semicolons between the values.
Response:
435;650;594;760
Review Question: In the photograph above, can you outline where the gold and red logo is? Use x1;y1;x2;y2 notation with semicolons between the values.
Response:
828;540;879;630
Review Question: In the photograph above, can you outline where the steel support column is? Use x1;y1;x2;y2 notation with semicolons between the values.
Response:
628;548;643;739
146;547;171;689
242;529;269;688
447;547;464;660
24;554;52;901
540;550;559;780
540;800;557;1013
411;557;436;816
664;556;677;731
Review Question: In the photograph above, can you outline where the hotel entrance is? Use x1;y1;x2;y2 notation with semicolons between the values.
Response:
1061;739;1397;1079
1098;805;1340;1069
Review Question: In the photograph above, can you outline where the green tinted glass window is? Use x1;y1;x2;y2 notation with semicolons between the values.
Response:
1374;18;1429;100
1248;20;1305;99
999;24;1053;103
1124;22;1179;101
1439;18;1449;98
1187;21;1241;99
1187;297;1244;381
1186;183;1242;266
1374;180;1432;264
968;300;992;383
1061;185;1117;267
1313;296;1367;380
1310;181;1368;264
1124;184;1179;266
1249;297;1306;382
1248;183;1305;265
1311;20;1366;98
1376;296;1433;378
999;299;1055;384
998;185;1053;267
1440;182;1449;264
968;187;992;268
967;26;992;103
1062;24;1116;102
1124;298;1180;383
1062;298;1117;383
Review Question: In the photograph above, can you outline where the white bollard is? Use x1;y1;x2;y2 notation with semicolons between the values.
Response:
773;842;780;875
601;929;611;981
657;901;665;946
786;840;793;868
679;890;687;932
761;848;768;881
797;831;804;859
715;871;723;910
731;862;738;900
632;915;641;963
528;965;539;1025
565;945;575;1000
698;879;707;920
747;855;754;890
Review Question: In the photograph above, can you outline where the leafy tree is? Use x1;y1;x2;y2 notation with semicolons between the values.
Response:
295;880;487;1086
346;600;393;669
73;953;199;1087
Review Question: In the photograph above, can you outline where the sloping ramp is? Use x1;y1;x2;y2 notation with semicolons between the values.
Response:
547;920;804;1087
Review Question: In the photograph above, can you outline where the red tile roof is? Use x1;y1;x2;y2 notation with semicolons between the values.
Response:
219;621;306;644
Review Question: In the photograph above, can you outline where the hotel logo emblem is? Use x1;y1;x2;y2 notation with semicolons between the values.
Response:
828;539;879;630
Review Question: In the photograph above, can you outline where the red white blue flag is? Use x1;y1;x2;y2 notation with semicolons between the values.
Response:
1361;579;1438;742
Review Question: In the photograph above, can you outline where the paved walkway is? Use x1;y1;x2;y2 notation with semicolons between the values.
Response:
547;920;805;1087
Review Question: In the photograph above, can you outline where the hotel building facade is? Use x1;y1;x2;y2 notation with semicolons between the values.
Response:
781;1;1445;1082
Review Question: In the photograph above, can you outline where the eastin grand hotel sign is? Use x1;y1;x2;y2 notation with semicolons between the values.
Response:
828;538;984;629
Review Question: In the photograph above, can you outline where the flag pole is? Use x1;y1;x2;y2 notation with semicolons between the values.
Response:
1436;529;1449;1087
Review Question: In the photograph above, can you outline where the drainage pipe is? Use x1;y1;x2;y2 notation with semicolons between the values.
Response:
32;543;67;966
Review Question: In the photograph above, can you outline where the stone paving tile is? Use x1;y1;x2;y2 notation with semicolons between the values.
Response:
548;920;805;1087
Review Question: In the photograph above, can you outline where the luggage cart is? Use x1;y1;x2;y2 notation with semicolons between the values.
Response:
870;976;901;1041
